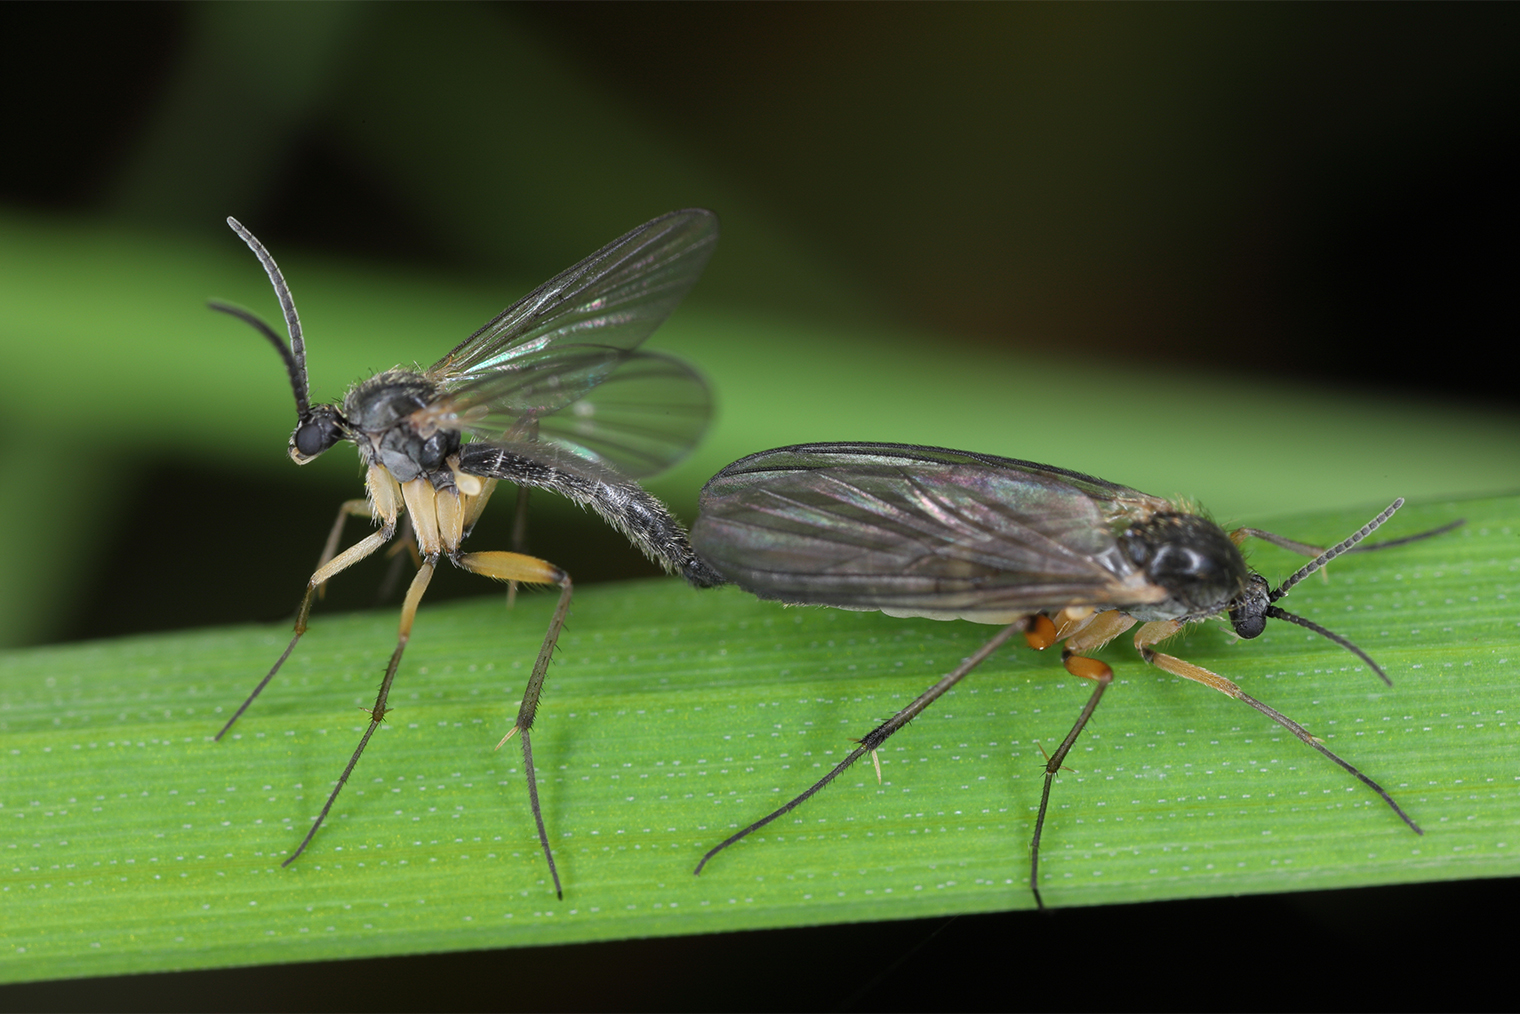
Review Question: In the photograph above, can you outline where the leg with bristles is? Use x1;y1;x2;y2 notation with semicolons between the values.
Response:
1133;619;1421;835
318;500;376;574
217;519;397;741
455;549;573;899
285;557;437;866
221;468;404;740
1027;609;1137;910
376;516;421;603
1232;517;1463;558
694;620;1027;877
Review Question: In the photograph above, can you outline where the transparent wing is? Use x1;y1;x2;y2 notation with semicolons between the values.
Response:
535;351;710;478
447;348;711;478
418;209;716;478
427;209;718;380
692;443;1171;614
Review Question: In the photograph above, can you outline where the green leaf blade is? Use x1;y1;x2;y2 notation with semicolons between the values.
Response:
3;496;1517;982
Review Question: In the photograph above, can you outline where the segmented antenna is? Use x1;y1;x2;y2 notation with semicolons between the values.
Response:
1273;498;1404;600
1267;608;1391;685
1264;498;1405;687
220;217;312;419
206;300;308;420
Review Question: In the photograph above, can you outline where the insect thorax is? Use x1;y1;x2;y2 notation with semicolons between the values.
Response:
1119;512;1251;622
342;369;461;484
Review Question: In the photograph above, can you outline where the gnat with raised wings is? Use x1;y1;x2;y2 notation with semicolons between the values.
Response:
211;211;724;898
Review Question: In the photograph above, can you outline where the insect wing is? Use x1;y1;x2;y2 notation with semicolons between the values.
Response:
424;209;716;477
535;351;710;478
692;443;1168;616
433;345;709;478
427;209;718;379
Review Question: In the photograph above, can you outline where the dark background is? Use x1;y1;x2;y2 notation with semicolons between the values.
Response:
5;879;1513;1012
4;2;1516;646
2;3;1515;1009
9;4;1514;407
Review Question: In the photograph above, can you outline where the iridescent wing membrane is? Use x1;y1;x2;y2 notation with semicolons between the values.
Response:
427;209;718;478
693;442;1174;618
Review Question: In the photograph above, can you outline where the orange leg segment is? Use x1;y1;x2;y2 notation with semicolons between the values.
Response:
1026;610;1136;909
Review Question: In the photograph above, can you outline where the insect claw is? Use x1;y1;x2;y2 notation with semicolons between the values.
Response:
870;748;882;784
496;725;521;751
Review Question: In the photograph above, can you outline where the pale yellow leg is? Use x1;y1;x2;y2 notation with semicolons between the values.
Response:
1129;618;1421;836
285;558;438;866
454;549;572;900
218;466;403;741
319;499;375;570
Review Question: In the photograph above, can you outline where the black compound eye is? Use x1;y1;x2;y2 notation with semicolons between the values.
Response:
1228;574;1272;639
295;422;326;458
293;410;343;459
1231;609;1267;639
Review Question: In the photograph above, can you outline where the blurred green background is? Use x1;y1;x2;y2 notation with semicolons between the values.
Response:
1;3;1516;1009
